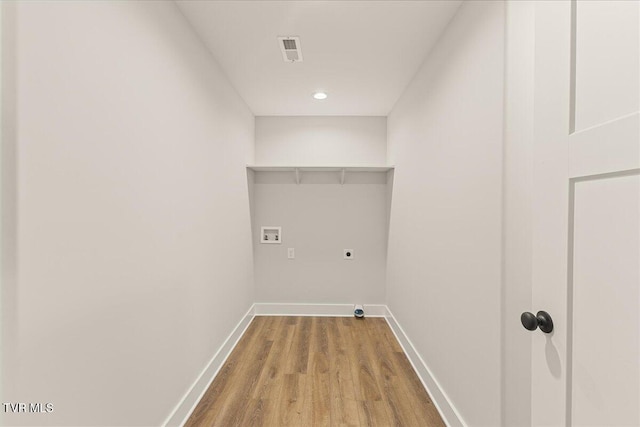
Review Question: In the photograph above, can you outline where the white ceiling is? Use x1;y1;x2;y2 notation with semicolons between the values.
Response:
176;1;462;116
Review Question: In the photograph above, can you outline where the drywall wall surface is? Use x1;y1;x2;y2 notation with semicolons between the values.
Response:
4;2;254;426
255;116;387;165
252;172;388;304
386;1;505;426
502;2;535;426
1;2;19;415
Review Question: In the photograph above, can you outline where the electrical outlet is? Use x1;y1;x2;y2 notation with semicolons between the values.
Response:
288;248;295;259
344;249;354;260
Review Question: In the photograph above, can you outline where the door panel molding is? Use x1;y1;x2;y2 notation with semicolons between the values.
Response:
533;0;639;424
567;168;640;426
569;112;640;178
569;0;577;134
571;0;640;133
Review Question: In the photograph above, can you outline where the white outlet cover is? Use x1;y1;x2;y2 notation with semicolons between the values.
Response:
288;248;295;259
344;249;354;259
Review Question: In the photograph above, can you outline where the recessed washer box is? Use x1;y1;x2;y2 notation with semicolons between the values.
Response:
261;226;281;244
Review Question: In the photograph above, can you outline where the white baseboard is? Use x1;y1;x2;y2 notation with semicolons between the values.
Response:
253;302;387;317
162;304;256;427
162;303;461;427
384;307;465;427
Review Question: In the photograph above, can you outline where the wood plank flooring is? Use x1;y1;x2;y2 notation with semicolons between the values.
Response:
185;316;445;427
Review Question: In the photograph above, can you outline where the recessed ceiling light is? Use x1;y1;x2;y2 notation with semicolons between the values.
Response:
313;91;328;100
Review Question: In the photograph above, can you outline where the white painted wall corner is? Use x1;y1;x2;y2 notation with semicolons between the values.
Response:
163;304;256;427
384;307;466;427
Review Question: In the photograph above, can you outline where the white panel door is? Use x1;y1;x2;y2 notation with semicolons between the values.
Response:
530;1;639;425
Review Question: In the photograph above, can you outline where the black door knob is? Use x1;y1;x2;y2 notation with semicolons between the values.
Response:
521;311;553;333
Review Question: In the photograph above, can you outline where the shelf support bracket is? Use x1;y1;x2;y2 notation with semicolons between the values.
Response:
295;167;300;185
340;168;345;185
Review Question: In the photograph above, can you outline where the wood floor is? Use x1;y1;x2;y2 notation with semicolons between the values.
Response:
185;316;445;427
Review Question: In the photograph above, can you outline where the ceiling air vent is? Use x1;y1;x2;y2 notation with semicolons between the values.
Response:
278;36;303;63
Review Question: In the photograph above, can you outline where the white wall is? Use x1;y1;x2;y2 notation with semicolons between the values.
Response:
252;115;389;305
255;116;386;165
251;171;388;305
2;2;254;426
1;1;19;414
502;2;535;426
386;2;504;426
